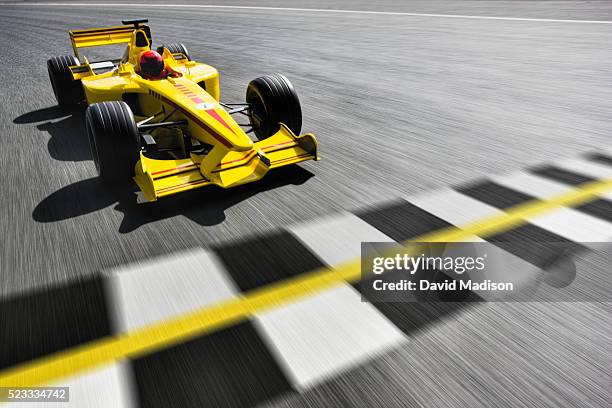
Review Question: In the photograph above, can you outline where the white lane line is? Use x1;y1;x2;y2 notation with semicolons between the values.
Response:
18;363;136;408
289;211;394;266
408;187;505;228
492;171;577;198
407;188;542;300
3;3;612;24
254;284;406;391
105;248;238;333
554;157;612;180
489;172;612;244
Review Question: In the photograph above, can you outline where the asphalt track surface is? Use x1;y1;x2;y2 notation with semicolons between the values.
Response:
1;0;611;295
0;1;611;407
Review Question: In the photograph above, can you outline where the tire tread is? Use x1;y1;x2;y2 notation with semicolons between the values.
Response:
85;101;139;184
47;55;83;108
246;74;302;139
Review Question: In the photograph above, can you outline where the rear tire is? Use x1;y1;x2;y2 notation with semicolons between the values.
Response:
157;43;191;61
246;73;302;140
47;55;84;108
86;101;140;184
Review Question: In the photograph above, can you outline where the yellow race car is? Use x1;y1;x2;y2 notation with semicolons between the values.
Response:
47;19;319;201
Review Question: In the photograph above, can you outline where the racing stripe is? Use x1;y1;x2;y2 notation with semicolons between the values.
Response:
151;162;197;176
271;153;313;166
262;140;296;151
156;179;209;194
159;96;233;148
216;151;257;168
204;108;236;134
149;152;258;178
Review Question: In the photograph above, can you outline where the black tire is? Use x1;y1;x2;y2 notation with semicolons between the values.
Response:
157;43;191;61
47;55;84;108
246;73;302;140
85;101;140;184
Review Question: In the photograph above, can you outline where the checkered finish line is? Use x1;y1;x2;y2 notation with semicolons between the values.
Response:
2;149;612;407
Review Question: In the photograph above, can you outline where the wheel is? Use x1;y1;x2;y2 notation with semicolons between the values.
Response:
157;43;191;61
246;73;302;140
47;55;84;108
85;101;140;184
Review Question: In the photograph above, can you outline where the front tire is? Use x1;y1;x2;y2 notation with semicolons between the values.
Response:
246;74;302;140
86;101;140;184
47;55;84;108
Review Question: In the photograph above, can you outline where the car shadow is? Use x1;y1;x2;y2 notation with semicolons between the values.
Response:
24;104;316;232
13;106;68;124
14;105;90;162
33;165;315;233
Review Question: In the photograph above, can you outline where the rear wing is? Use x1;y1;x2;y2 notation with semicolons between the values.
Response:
69;19;151;60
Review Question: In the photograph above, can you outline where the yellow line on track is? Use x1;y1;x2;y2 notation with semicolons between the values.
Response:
1;177;611;388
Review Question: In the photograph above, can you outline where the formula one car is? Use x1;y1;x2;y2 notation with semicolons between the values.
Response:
47;19;318;201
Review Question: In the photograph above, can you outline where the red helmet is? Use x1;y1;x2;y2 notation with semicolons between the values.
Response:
139;50;164;79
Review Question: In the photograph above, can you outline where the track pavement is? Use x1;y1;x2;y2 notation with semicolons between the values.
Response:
2;148;612;407
1;1;611;295
0;2;611;407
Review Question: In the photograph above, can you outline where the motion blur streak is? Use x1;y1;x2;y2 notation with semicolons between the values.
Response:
1;176;610;388
3;3;612;23
1;2;611;406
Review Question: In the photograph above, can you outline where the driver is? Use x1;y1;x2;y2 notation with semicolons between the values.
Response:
138;50;180;80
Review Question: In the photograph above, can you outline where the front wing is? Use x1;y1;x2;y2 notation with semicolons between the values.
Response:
134;124;319;201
